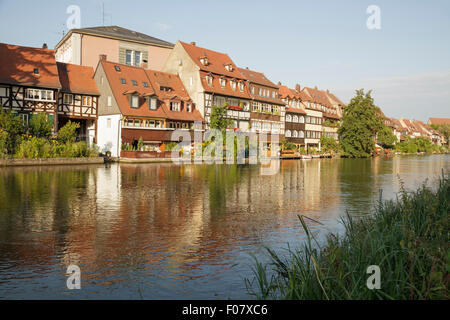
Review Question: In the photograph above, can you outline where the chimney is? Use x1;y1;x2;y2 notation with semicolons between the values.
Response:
314;86;318;90
326;89;329;93
295;84;301;92
99;54;107;61
190;41;196;46
140;61;148;69
246;67;249;69
277;81;281;85
42;43;48;49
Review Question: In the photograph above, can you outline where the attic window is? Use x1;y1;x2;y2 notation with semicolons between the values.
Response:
239;82;244;92
207;75;213;86
114;66;121;72
231;80;236;91
120;78;126;84
33;68;39;75
143;81;148;88
220;78;226;88
130;95;139;108
225;64;233;72
132;80;138;86
160;86;172;92
200;57;208;66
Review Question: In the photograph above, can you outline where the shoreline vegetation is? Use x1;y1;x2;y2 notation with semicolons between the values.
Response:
245;172;449;300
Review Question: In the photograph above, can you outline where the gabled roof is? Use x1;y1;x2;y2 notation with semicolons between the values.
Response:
237;67;278;89
199;71;251;99
180;41;245;79
56;26;174;49
101;60;202;121
277;85;307;114
326;92;346;106
428;117;450;125
302;87;333;108
57;62;99;95
0;43;61;89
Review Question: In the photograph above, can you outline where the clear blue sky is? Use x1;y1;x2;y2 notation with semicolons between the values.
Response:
1;0;449;121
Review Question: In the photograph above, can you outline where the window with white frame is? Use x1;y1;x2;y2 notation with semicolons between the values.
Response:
293;130;298;138
107;118;111;128
231;81;236;91
186;103;192;112
131;95;139;108
299;116;305;123
220;78;226;88
149;97;157;110
207;75;213;86
107;96;112;107
293;115;298;123
285;130;291;137
286;114;292;122
125;49;142;67
25;89;54;101
239;82;244;92
299;130;304;138
170;101;180;111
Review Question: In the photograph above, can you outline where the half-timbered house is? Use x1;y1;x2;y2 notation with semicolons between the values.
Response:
0;43;61;131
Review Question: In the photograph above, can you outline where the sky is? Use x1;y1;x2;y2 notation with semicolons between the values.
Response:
0;0;449;121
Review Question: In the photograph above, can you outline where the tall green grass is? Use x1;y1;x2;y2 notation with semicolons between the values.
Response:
245;173;449;299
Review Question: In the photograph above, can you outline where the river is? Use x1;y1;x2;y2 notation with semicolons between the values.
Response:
0;155;449;299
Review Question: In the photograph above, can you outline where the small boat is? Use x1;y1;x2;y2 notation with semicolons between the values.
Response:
301;155;312;160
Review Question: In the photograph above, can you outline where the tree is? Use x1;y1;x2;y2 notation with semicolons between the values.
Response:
338;89;383;158
209;103;233;131
28;112;52;139
320;135;340;153
377;125;397;149
0;107;25;154
58;120;80;144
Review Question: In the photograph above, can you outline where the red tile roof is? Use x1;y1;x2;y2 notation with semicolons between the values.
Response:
428;117;450;125
199;71;251;99
180;41;245;79
57;62;99;95
0;43;61;89
302;87;333;108
238;67;284;105
101;60;203;122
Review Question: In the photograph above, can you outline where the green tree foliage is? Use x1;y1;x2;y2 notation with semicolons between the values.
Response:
395;137;442;153
377;125;397;149
338;89;383;158
320;135;340;153
281;139;297;151
57;120;80;144
28;112;52;139
209;103;233;131
430;123;450;146
0;107;24;154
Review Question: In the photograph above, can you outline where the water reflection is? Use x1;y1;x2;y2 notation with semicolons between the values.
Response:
0;155;449;299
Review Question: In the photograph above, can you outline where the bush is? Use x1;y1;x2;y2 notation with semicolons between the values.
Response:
0;107;25;154
58;121;80;144
0;129;8;158
28;113;52;139
15;137;54;159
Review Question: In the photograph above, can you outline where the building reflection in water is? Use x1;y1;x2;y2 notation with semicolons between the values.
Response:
0;154;448;298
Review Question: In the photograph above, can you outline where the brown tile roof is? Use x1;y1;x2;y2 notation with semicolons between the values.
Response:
199;71;251;99
326;92;346;106
237;67;278;88
285;107;306;115
180;41;246;79
0;43;61;89
57;62;99;95
428;117;450;125
302;87;333;108
101;60;203;122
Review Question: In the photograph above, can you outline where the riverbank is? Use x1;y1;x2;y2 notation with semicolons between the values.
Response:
0;157;105;167
245;171;449;300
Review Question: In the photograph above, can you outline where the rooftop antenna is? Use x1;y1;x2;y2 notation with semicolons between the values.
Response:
102;2;105;26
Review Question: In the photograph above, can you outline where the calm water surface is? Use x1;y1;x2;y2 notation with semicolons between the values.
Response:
0;155;449;299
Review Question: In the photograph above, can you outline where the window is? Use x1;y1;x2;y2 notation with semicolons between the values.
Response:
285;130;291;137
300;116;305;123
207;75;213;86
120;78;126;84
170;101;180;111
186;103;192;112
134;51;141;67
286;114;292;122
299;130;304;138
200;57;208;65
293;130;298;138
20;114;29;126
149;97;157;110
231;81;236;91
272;91;276;99
189;77;193;87
33;68;39;75
82;96;92;106
132;80;138;86
63;93;73;104
107;96;112;107
220;78;226;88
25;89;54;101
107;118;111;128
126;50;132;65
225;64;233;71
239;82;244;92
251;86;255;94
131;95;139;108
293;115;298;123
74;95;81;106
114;65;121;72
143;81;148;88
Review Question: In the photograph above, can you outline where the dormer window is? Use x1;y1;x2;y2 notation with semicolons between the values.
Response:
220;78;226;88
148;96;157;110
160;86;172;92
200;57;208;65
186;103;192;112
225;64;233;72
131;95;139;108
231;80;236;91
114;66;121;72
170;101;181;111
120;78;126;84
33;68;39;75
239;82;244;92
132;80;138;86
207;75;213;86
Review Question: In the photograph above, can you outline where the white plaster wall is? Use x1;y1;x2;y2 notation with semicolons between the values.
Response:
97;114;121;157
